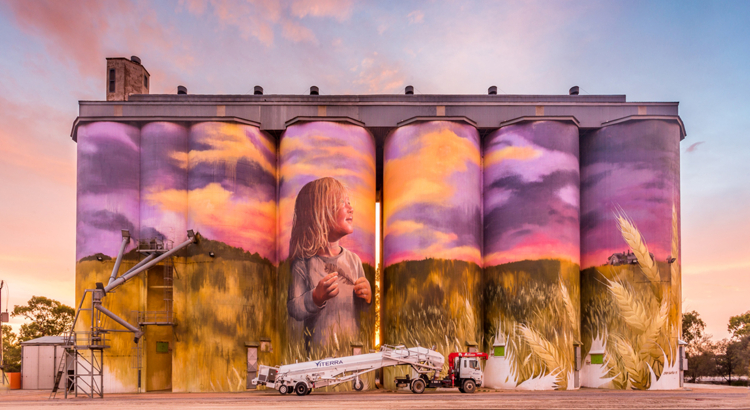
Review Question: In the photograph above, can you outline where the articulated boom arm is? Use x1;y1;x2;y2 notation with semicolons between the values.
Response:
253;345;445;394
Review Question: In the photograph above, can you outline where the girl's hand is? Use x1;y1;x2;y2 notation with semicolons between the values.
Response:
353;277;372;304
313;272;339;307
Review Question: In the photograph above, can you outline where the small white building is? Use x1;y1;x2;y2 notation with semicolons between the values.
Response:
21;336;69;390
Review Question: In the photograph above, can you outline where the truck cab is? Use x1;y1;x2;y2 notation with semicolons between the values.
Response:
456;356;483;387
447;352;487;393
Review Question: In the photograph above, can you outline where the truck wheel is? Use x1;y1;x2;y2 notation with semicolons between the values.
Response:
353;379;364;391
279;385;288;395
295;382;309;396
410;379;426;394
462;379;476;394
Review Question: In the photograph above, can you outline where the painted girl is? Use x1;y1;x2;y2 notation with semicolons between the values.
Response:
287;177;372;349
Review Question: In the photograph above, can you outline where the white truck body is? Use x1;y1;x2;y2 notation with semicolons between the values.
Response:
252;345;444;394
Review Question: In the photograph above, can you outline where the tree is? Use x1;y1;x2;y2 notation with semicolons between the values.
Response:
728;311;750;339
1;324;21;373
12;296;74;342
683;310;707;345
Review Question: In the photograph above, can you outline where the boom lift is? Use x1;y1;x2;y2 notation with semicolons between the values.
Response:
252;345;444;395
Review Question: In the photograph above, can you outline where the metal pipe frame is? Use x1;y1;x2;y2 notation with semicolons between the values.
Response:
94;304;143;341
104;231;196;294
116;252;157;280
107;231;130;286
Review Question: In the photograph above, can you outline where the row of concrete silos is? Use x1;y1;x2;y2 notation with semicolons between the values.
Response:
75;117;681;392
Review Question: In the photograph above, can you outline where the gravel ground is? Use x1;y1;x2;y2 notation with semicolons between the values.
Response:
1;386;748;409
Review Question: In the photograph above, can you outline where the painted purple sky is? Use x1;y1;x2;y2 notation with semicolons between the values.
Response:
580;120;680;270
76;122;140;260
383;121;482;267
1;0;748;339
484;121;580;267
140;122;188;244
278;121;376;265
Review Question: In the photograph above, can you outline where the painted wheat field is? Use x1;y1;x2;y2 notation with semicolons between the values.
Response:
581;207;681;390
483;259;580;390
76;238;279;393
382;259;483;389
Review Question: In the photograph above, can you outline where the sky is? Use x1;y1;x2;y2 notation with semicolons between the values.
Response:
0;0;748;340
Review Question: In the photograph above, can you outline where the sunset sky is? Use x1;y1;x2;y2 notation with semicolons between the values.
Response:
0;0;748;340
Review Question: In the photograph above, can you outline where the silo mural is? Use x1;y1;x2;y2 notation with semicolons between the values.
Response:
482;121;581;390
173;122;278;392
579;119;681;390
75;121;141;392
277;121;376;389
139;122;188;392
382;121;483;387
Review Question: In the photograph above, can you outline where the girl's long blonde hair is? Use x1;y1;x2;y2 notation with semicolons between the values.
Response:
289;177;346;261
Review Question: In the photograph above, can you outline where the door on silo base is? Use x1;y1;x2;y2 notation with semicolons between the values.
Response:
145;267;173;391
247;347;258;389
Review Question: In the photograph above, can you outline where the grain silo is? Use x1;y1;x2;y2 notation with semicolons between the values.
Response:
579;119;682;390
382;120;483;388
138;121;188;392
276;120;377;389
482;119;581;390
175;121;278;392
75;121;142;393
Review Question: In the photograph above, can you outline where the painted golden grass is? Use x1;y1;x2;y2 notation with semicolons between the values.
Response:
276;260;377;392
76;238;278;393
484;259;580;389
382;259;483;388
580;207;680;390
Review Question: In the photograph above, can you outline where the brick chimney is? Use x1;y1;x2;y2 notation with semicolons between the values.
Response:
106;56;150;101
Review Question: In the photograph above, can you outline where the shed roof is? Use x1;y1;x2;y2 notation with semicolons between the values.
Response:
20;336;67;346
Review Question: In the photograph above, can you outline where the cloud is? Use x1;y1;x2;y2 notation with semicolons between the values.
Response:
352;52;407;93
0;96;75;185
407;10;424;24
180;0;352;46
3;0;195;80
686;141;705;152
289;0;353;21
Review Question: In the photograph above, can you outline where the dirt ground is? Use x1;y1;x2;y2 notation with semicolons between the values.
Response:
1;385;748;409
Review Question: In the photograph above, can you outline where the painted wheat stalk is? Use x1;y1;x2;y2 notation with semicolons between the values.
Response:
638;296;669;361
519;325;568;389
606;279;650;333
560;280;578;336
613;335;650;390
615;213;661;300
